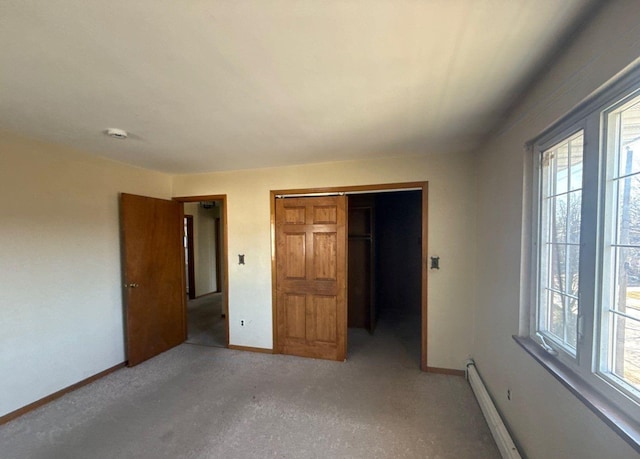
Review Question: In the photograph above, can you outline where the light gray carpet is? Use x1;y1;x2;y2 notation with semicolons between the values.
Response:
186;293;226;348
0;318;499;459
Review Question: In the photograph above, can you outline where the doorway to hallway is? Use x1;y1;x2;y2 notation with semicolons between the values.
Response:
177;196;229;349
186;292;226;348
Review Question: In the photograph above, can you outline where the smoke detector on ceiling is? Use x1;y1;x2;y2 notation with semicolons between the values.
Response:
105;128;128;140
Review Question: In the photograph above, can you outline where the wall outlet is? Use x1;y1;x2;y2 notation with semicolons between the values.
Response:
507;389;512;401
240;320;245;326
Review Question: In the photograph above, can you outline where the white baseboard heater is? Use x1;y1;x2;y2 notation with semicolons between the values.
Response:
466;360;521;459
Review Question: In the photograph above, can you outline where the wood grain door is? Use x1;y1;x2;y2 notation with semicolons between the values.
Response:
121;193;186;367
275;196;347;361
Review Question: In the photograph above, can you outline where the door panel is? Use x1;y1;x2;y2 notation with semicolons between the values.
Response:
312;296;337;342
275;196;347;361
313;233;337;280
284;294;306;340
285;233;306;278
314;206;337;223
121;193;185;366
284;206;306;224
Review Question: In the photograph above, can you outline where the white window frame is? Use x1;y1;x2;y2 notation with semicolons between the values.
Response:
532;125;587;362
597;89;640;410
527;63;640;434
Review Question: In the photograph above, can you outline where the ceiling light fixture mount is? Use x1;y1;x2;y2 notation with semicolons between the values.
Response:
105;128;128;140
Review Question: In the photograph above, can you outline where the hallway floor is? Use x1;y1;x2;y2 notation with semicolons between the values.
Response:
186;292;226;348
1;315;499;459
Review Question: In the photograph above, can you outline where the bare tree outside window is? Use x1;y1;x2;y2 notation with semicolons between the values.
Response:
540;132;583;351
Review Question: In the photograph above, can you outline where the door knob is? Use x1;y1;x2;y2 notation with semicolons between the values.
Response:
124;283;139;288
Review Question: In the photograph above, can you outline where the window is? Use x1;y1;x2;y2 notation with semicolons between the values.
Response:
539;131;583;353
530;68;640;431
601;94;640;400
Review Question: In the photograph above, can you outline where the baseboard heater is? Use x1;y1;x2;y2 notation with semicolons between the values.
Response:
466;360;521;459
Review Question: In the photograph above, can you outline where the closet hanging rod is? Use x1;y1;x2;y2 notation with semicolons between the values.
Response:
275;187;421;199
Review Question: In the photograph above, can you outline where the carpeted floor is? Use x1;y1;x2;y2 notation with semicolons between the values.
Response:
0;316;499;459
186;293;226;348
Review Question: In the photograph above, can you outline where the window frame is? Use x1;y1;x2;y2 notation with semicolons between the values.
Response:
596;88;640;412
525;62;640;449
532;124;588;363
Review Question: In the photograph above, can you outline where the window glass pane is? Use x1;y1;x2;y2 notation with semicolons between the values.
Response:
609;313;640;391
613;247;640;312
547;292;578;348
567;245;580;298
631;179;640;248
618;99;640;177
549;292;565;340
553;193;567;244
569;135;584;192
615;175;640;246
550;243;566;292
567;191;581;244
554;143;569;195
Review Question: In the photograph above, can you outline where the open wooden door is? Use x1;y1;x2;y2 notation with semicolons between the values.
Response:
275;196;347;361
121;193;186;366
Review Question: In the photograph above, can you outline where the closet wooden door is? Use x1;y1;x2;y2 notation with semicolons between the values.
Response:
275;196;347;361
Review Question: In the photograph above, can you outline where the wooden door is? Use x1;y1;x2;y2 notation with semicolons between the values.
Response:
121;193;186;366
275;196;347;361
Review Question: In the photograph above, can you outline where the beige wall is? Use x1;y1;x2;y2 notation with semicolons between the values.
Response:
474;2;640;458
173;151;477;368
195;204;218;296
0;132;172;418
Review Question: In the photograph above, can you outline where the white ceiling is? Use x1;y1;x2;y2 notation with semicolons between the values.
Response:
0;1;594;174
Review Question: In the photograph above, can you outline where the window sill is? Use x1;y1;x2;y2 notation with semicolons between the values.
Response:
513;335;640;454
